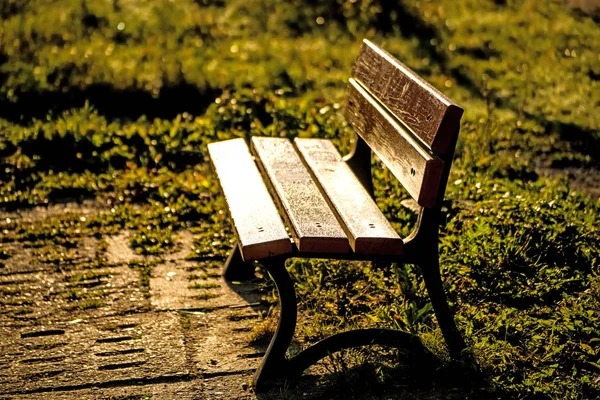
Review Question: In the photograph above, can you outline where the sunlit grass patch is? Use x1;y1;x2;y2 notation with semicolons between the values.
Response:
0;0;599;398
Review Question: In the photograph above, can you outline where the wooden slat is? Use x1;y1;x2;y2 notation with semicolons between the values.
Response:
345;78;444;208
207;138;292;261
251;137;349;254
294;138;403;256
351;39;463;154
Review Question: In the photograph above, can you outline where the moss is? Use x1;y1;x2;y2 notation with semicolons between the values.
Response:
191;292;221;301
128;259;161;299
187;282;220;290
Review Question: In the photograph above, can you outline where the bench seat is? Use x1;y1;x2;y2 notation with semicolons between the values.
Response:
208;136;403;261
252;137;350;254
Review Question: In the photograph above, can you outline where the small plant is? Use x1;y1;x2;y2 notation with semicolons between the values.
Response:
249;309;279;346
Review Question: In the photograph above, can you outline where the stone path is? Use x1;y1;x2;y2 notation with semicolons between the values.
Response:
0;203;464;400
0;218;272;399
0;204;460;400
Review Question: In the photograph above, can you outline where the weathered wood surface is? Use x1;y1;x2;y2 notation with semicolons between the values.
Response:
294;138;403;255
351;39;463;154
345;78;444;208
251;137;349;254
207;138;292;261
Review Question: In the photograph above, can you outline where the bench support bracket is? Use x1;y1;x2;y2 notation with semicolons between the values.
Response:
343;136;374;198
250;252;468;392
406;210;469;362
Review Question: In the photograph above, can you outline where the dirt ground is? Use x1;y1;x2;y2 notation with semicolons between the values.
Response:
0;203;280;399
0;203;416;400
0;204;500;400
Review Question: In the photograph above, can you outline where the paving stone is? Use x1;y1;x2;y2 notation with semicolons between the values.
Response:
0;237;97;276
190;307;266;376
150;230;264;312
150;230;213;310
202;372;255;400
8;380;203;400
0;263;145;328
0;216;288;399
1;201;103;222
0;312;190;396
105;231;141;265
151;259;201;311
165;230;196;261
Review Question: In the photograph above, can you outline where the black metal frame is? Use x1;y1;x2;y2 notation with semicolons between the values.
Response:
223;128;468;391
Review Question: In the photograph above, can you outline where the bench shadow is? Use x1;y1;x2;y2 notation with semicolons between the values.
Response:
536;117;600;168
221;264;509;400
255;353;510;400
222;263;272;314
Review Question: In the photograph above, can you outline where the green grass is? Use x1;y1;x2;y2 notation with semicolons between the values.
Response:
1;0;599;398
68;269;115;283
128;259;160;299
191;292;221;301
187;282;220;290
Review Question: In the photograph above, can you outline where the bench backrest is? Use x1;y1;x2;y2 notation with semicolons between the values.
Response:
344;39;463;208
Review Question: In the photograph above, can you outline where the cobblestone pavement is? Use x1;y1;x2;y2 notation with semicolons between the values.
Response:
0;204;274;399
0;204;468;400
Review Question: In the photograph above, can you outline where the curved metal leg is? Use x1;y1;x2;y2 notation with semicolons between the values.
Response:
420;255;467;361
254;256;297;392
223;244;254;281
287;328;438;378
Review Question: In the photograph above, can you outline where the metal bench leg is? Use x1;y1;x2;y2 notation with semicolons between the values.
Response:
223;244;255;281
286;328;438;378
420;255;467;361
254;256;297;392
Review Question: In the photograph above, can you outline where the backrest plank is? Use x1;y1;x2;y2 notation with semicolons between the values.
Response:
251;137;349;254
351;39;463;154
345;78;444;208
208;138;292;261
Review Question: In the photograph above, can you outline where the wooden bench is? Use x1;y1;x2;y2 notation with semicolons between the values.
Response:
208;39;468;391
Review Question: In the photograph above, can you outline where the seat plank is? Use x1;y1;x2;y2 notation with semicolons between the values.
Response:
251;137;349;254
351;39;463;154
294;138;403;256
207;138;292;261
345;78;444;208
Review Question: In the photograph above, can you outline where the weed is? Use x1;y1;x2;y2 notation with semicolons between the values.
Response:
128;259;161;299
191;292;221;301
187;282;220;290
248;309;279;346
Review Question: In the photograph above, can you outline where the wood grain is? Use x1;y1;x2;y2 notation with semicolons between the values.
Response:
351;39;463;154
294;138;403;255
207;138;292;261
251;137;349;254
345;78;444;208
